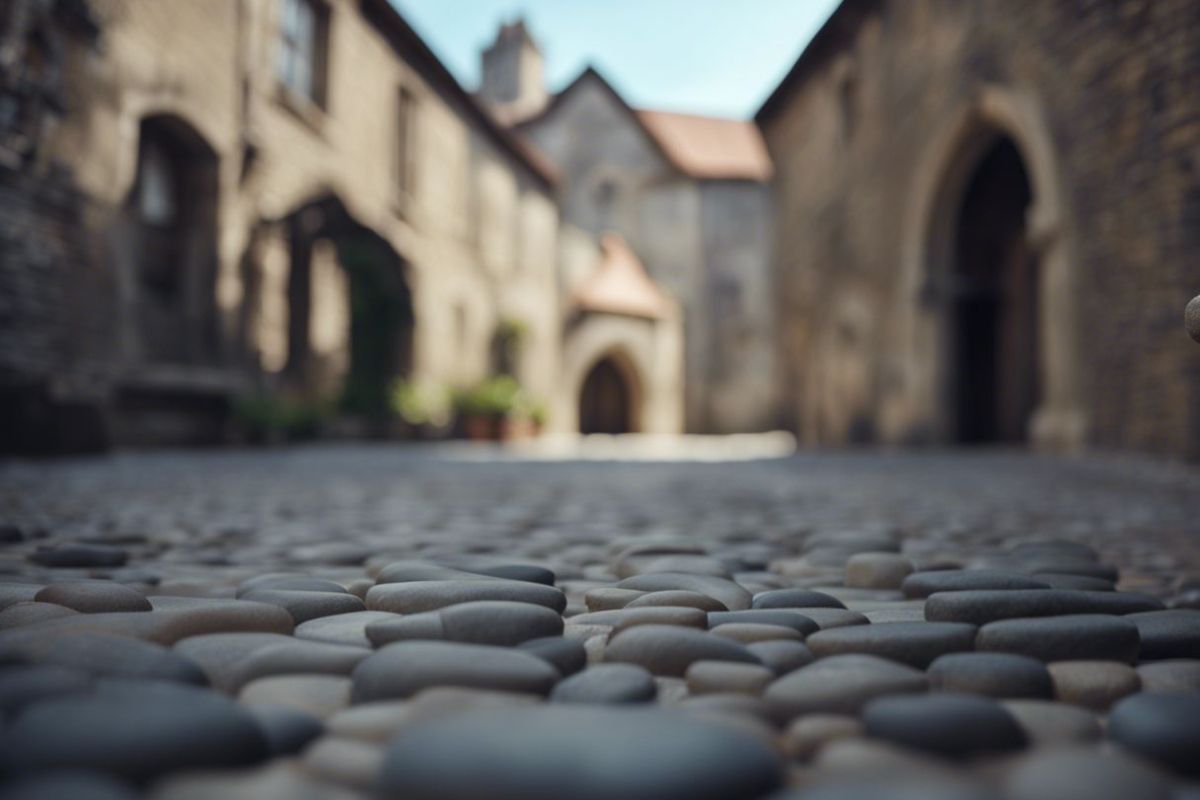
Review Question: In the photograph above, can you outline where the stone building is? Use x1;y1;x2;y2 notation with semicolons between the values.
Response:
758;0;1200;459
0;0;683;452
478;24;778;434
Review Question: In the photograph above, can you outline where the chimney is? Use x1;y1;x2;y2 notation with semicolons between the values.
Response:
479;17;547;125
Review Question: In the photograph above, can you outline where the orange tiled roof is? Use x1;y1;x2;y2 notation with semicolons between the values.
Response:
572;234;673;320
634;109;774;182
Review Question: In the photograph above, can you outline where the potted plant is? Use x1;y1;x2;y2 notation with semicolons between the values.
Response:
389;379;452;440
452;376;546;441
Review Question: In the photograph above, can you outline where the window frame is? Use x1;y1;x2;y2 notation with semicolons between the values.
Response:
277;0;330;111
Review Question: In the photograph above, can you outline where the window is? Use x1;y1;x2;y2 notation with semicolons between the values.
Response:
137;140;178;226
395;87;416;198
278;0;328;107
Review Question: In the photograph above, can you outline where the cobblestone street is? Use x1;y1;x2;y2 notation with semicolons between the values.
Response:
2;446;1200;798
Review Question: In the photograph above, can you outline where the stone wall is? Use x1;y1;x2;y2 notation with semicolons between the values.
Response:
1;0;565;448
759;0;1200;459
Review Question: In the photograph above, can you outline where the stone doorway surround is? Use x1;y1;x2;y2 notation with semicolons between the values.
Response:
896;85;1086;452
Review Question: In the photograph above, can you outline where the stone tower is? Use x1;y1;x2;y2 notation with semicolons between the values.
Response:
479;18;547;125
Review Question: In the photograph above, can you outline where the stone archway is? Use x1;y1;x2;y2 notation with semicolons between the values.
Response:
277;193;415;420
578;352;640;434
900;86;1085;450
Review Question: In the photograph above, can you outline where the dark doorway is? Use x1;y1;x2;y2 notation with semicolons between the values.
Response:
950;137;1037;444
579;357;634;434
129;115;219;365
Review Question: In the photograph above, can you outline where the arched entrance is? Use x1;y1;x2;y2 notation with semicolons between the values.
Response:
281;194;414;421
950;137;1036;443
579;355;637;434
902;87;1085;451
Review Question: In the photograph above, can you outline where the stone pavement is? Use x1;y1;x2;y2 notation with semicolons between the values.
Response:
1;445;1200;798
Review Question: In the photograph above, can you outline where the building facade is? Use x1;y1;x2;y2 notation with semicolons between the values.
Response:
0;0;683;451
758;0;1200;459
478;26;779;434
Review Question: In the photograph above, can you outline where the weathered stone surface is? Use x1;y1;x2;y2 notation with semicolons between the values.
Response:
626;590;727;612
862;693;1027;759
0;682;269;782
0;583;42;610
365;600;563;647
806;621;977;668
845;553;915;589
301;736;384;792
550;663;657;704
618;573;752;611
707;609;819;636
902;570;1049;598
28;544;127;568
1136;659;1200;693
149;761;359;800
570;606;707;632
238;590;365;624
351;641;561;702
435;555;557;586
246;704;325;755
927;652;1053;699
1004;746;1173;800
788;607;869;629
746;639;815;675
783;714;863;761
685;660;775;695
584;587;646;611
365;580;566;614
236;575;351;597
238;675;352;719
763;654;928;718
976;615;1141;663
1108;692;1200;777
34;582;151;614
0;632;206;684
0;601;79;629
1001;699;1102;745
1125;609;1200;659
0;665;93;719
1047;660;1140;710
605;625;761;677
378;706;785;800
517;637;588;676
752;589;845;610
0;774;140;800
0;598;295;645
175;632;369;692
924;589;1164;625
710;622;804;644
294;611;395;648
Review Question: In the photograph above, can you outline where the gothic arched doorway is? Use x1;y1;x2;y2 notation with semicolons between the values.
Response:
579;356;636;434
949;136;1037;443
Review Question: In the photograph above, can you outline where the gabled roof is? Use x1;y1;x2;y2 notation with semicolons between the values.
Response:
636;109;772;181
358;0;558;190
519;66;773;183
755;0;877;125
572;234;673;320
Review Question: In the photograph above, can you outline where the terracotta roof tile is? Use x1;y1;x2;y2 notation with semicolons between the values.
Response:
634;109;774;182
572;234;673;320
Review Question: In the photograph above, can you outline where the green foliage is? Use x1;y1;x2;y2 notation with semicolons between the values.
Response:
453;375;547;424
232;393;332;441
390;379;452;427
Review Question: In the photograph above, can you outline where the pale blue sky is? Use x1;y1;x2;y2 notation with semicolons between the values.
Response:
390;0;841;119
